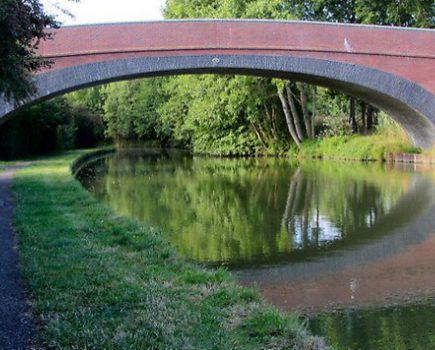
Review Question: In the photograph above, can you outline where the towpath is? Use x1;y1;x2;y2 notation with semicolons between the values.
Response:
0;165;34;350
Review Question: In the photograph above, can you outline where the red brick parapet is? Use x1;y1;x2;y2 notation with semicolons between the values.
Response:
38;20;435;94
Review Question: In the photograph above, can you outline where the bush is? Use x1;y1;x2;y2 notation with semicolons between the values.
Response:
0;98;105;160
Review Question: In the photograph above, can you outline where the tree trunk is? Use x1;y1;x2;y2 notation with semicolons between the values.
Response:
311;86;317;138
361;102;367;134
272;106;278;138
373;107;379;126
285;83;305;141
265;104;277;138
278;87;301;147
257;120;269;144
367;105;374;131
251;122;268;149
299;83;313;138
349;97;358;134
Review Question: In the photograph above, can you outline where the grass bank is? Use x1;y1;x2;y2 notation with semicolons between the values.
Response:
0;161;11;171
12;150;328;349
295;134;420;161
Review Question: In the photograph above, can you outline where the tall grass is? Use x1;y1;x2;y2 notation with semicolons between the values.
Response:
297;114;420;161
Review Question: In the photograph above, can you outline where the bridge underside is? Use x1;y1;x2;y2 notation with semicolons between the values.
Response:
1;55;435;148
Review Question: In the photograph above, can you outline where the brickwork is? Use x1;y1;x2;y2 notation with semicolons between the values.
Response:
38;20;435;94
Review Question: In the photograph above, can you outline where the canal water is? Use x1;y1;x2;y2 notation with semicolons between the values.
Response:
76;149;435;350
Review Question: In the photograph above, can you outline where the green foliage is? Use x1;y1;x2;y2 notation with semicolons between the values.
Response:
57;122;77;151
72;106;106;148
239;308;303;338
206;288;259;308
315;89;350;137
0;97;105;160
101;73;283;155
180;75;263;155
164;0;297;20
0;98;67;159
355;0;435;27
298;134;419;161
299;112;420;161
0;0;58;101
101;79;167;144
68;87;105;115
179;268;228;285
290;0;434;27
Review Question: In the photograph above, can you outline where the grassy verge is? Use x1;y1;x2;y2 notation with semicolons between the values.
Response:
0;161;11;171
295;134;420;161
12;150;328;349
293;117;421;162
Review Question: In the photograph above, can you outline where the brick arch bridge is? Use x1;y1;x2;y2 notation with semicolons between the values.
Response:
1;20;435;148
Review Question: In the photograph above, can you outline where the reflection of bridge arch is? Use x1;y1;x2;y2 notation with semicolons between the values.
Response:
77;149;434;270
0;20;435;148
236;174;435;284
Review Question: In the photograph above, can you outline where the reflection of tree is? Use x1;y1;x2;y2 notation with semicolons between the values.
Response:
311;303;435;350
280;162;408;250
80;151;411;266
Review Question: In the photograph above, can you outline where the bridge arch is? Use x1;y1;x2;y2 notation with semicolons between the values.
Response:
0;20;434;148
1;54;435;148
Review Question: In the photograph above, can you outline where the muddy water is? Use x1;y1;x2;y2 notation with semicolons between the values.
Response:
76;149;435;349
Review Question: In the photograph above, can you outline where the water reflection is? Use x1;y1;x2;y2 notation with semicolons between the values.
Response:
76;149;435;349
76;149;412;268
310;301;435;350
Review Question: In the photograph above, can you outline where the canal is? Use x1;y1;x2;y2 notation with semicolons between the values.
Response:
76;149;435;350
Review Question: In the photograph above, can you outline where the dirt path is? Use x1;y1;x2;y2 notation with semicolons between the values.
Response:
0;165;34;350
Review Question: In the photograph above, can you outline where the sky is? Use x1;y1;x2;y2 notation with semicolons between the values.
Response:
40;0;166;25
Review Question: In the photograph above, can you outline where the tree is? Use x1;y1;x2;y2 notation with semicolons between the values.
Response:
355;0;435;27
0;96;104;159
289;0;434;27
0;0;58;102
101;79;167;145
